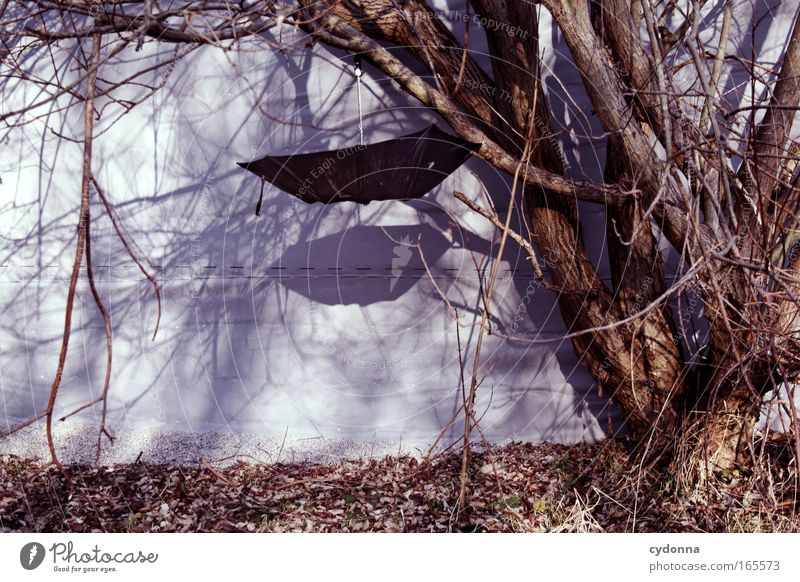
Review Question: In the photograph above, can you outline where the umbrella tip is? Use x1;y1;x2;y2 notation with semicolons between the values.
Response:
255;179;266;216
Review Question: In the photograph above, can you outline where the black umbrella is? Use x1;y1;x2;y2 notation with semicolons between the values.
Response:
238;124;481;214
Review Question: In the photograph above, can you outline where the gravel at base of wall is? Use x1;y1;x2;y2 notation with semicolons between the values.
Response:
0;423;432;467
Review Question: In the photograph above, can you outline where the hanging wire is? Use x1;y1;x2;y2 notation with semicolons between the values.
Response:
354;56;364;147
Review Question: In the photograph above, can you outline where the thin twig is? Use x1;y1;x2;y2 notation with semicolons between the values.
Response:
44;32;102;480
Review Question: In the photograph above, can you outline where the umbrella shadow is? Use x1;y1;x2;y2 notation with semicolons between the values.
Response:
271;223;452;306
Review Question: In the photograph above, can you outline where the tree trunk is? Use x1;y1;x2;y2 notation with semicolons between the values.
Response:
302;0;782;479
679;384;759;483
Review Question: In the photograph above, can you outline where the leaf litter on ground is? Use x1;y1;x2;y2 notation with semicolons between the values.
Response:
1;440;798;532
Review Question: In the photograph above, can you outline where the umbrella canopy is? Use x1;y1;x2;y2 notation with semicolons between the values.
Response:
238;124;481;210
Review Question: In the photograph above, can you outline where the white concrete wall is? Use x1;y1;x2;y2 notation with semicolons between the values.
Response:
0;0;796;448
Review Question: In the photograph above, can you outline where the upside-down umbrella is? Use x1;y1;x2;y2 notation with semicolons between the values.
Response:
238;124;481;214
